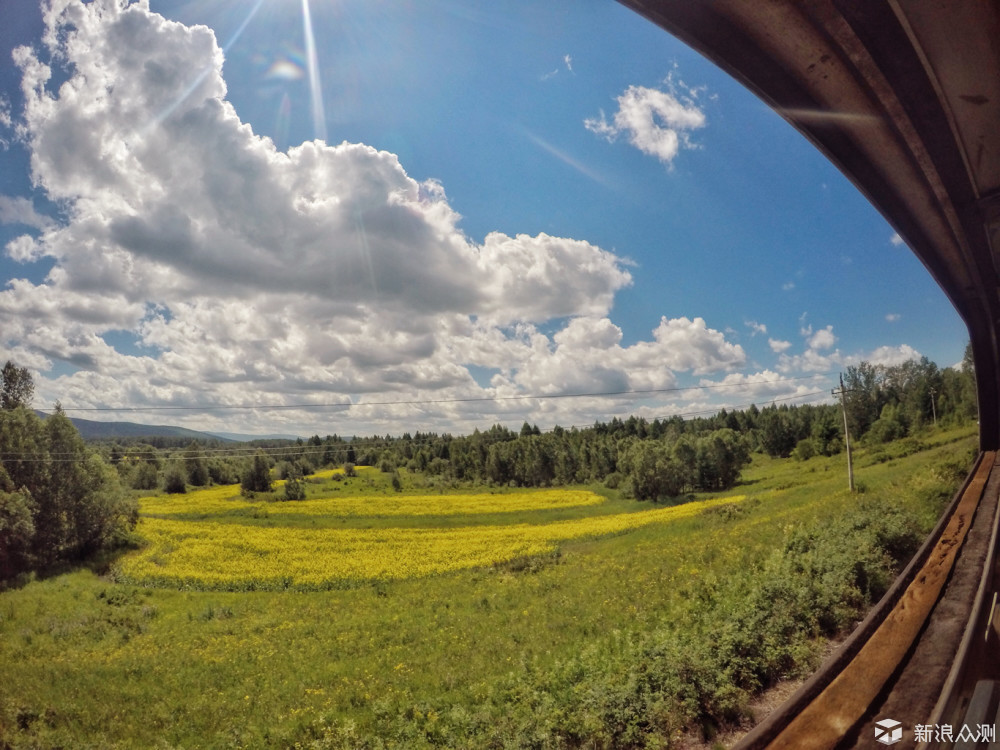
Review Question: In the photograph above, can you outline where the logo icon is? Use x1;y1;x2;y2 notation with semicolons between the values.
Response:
875;718;903;745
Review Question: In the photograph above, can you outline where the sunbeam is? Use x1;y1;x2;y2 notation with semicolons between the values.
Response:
520;127;613;189
274;92;292;152
301;0;328;143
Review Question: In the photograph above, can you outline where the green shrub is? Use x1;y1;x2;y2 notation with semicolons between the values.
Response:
130;462;159;490
283;476;306;501
793;438;816;461
162;465;187;494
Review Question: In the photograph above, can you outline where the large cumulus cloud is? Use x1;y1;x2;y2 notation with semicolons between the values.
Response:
2;0;752;434
13;1;630;318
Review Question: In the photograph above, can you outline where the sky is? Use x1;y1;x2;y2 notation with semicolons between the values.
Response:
0;0;970;438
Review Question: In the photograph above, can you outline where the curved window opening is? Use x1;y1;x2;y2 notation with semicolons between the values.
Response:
0;2;982;748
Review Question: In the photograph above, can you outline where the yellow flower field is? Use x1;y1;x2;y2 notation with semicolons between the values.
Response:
139;485;606;518
117;494;746;590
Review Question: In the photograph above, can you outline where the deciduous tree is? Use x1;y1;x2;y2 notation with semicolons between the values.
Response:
0;361;33;410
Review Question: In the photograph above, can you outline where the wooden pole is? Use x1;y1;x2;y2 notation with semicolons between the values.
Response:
833;373;855;492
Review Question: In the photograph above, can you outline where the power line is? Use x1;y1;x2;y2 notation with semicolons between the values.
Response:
647;389;830;421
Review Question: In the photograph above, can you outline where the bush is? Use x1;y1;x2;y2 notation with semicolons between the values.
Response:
793;438;816;461
866;404;908;444
130;462;159;490
163;465;187;494
208;459;239;486
283;476;307;501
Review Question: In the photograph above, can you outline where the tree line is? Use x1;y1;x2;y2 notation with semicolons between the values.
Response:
0;362;138;581
117;350;974;503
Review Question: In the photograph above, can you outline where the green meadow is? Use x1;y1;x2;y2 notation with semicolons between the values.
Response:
0;426;977;748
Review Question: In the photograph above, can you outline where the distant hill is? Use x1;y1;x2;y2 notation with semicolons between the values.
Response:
208;431;303;442
34;411;235;442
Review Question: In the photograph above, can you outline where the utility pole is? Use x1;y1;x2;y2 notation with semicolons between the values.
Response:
832;373;855;492
929;387;938;427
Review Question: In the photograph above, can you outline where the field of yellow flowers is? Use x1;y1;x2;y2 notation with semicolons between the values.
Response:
119;476;746;590
138;483;605;519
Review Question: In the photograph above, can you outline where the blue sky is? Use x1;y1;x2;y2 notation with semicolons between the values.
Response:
0;0;968;437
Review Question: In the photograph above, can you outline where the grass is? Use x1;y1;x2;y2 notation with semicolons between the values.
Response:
0;424;978;748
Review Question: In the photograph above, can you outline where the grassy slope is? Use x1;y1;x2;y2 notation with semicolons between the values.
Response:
0;426;978;748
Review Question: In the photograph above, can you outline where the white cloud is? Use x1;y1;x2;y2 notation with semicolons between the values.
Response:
492;315;743;406
4;0;742;435
475;232;631;324
886;313;901;322
698;370;829;407
5;235;45;263
769;338;792;353
541;55;573;82
0;95;10;149
644;316;746;375
776;342;922;375
14;2;630;320
745;320;767;336
867;344;921;367
776;348;839;374
807;324;836;350
890;233;904;247
782;281;795;291
0;195;53;230
585;75;706;167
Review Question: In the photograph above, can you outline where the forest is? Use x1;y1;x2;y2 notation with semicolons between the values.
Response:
107;350;976;500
